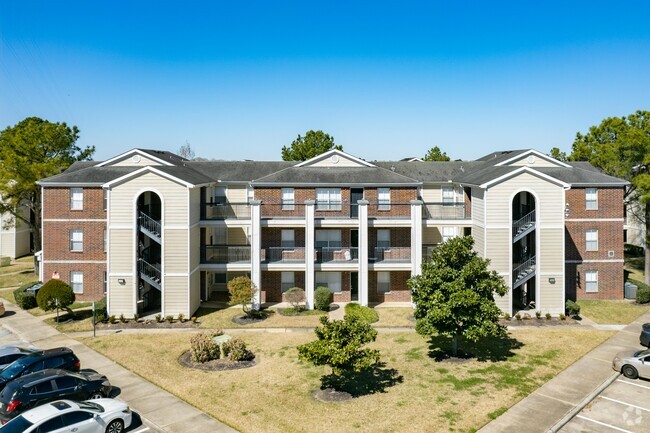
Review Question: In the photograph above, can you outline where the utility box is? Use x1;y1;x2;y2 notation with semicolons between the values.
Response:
624;282;638;300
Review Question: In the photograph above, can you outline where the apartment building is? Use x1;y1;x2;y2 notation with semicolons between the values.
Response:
37;148;627;318
0;196;31;259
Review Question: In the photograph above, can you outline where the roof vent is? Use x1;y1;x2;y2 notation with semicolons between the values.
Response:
131;155;141;163
608;251;615;258
330;155;340;164
460;166;465;172
391;166;395;171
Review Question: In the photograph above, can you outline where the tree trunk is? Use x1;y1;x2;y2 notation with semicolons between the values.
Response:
645;202;650;286
452;335;458;357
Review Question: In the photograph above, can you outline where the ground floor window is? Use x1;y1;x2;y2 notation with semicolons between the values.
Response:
70;271;83;294
281;272;294;292
585;271;598;293
377;272;390;293
316;272;342;293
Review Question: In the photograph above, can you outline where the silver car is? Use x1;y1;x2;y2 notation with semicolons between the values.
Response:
0;345;39;370
613;349;650;379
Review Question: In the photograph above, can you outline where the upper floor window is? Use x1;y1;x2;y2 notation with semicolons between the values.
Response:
69;230;83;252
586;188;598;210
316;188;342;211
247;185;254;204
316;230;341;248
377;229;390;248
442;187;455;204
70;188;83;210
585;271;598;292
586;229;598;251
103;189;108;211
442;226;457;243
103;229;107;252
212;187;226;204
70;271;84;294
378;188;391;210
282;188;295;210
281;229;295;248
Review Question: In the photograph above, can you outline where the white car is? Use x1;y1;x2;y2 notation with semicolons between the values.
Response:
612;349;650;379
0;399;132;433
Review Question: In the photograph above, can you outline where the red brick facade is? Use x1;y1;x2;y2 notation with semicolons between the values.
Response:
369;271;411;303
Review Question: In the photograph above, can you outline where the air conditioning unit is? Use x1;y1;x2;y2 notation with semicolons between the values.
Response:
608;250;615;258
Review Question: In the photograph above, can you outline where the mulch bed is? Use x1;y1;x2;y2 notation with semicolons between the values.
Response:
313;388;353;403
232;314;269;325
96;320;200;330
177;351;256;371
502;317;580;327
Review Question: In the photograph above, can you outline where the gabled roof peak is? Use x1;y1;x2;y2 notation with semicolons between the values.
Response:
294;149;376;168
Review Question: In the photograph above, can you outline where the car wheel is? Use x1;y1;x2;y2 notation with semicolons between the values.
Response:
622;365;639;379
105;419;124;433
89;392;103;399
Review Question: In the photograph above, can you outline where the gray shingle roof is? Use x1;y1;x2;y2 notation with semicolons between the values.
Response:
374;161;485;183
187;161;297;182
252;166;420;185
38;166;139;185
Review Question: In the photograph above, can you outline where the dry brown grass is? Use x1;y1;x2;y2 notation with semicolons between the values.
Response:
374;307;415;327
196;306;326;329
80;328;612;433
577;300;650;324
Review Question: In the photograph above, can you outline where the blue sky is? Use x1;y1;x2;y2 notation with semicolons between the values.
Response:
1;1;649;161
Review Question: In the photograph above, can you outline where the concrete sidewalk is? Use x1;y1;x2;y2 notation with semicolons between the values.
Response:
0;300;237;433
479;310;649;433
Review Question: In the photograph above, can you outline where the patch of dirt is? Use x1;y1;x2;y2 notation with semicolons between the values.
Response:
97;320;200;330
232;314;269;325
177;351;256;371
313;388;353;403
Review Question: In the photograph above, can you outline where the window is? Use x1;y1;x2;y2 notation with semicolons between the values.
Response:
212;187;226;204
586;188;598;210
377;229;390;248
377;188;391;210
70;272;83;294
442;226;457;243
103;189;108;211
32;380;54;395
212;273;227;287
281;229;295;248
316;272;342;293
281;272;294;292
70;188;83;210
36;415;64;432
247;185;254;203
61;411;94;426
442;187;455;204
377;272;390;293
316;230;342;248
586;229;598;251
208;227;227;245
316;188;342;211
103;229;107;252
43;356;65;369
281;188;295;210
103;271;107;294
54;376;77;390
585;271;598;292
69;230;83;252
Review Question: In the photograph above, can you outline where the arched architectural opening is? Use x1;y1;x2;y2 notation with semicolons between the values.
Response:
512;191;537;313
136;191;162;315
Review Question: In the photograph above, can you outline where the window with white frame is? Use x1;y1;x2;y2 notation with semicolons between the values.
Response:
212;187;226;204
281;229;295;248
316;188;342;210
442;226;457;243
586;188;598;210
69;230;83;252
316;230;341;248
70;271;83;294
585;271;598;292
281;188;295;210
316;272;342;293
377;272;390;293
103;271;107;294
247;185;254;203
377;229;390;248
281;272;295;292
103;189;108;211
442;187;455;205
378;188;391;210
103;229;107;252
70;188;83;210
586;229;598;251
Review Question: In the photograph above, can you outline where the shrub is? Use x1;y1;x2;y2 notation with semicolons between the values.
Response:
559;313;566;321
94;297;107;323
344;303;379;324
36;279;75;312
285;287;306;310
119;314;126;323
632;279;650;304
108;315;117;324
165;315;174;323
155;314;162;323
228;276;257;316
545;312;552;320
13;282;39;310
535;311;542;319
178;313;185;323
314;286;332;311
222;337;254;361
565;300;581;317
515;313;522;320
502;313;511;320
133;313;139;322
190;332;221;363
191;316;198;323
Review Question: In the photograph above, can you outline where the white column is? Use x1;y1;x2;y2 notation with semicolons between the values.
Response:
358;200;369;306
411;200;423;275
250;200;262;310
305;200;315;309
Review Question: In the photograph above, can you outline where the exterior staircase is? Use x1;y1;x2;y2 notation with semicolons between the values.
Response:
138;211;161;243
513;255;536;289
512;210;535;243
138;259;161;291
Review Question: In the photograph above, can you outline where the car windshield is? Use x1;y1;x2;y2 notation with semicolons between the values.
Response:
77;401;104;413
0;415;33;432
0;358;29;381
634;349;650;357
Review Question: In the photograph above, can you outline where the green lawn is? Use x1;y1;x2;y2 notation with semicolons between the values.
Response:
577;300;650;324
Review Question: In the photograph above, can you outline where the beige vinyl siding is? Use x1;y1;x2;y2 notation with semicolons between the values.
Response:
539;228;564;273
420;185;441;203
508;156;564;168
309;155;365;167
423;227;441;245
190;227;200;270
164;275;189;317
190;270;201;315
189;188;201;225
164;230;189;274
14;230;31;258
109;230;134;272
226;186;247;203
472;225;485;257
108;276;133;314
0;231;15;257
539;276;564;314
494;290;510;313
485;228;510;272
471;188;485;227
109;172;189;226
110;154;162;166
228;227;249;245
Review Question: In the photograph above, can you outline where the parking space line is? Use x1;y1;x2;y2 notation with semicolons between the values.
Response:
600;396;650;412
130;428;150;433
575;415;633;433
616;379;650;391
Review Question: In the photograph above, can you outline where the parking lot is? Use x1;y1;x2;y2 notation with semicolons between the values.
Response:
560;374;650;432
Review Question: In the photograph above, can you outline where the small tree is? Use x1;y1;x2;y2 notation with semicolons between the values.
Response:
298;315;380;382
408;236;508;357
36;279;76;315
284;287;305;311
227;276;257;316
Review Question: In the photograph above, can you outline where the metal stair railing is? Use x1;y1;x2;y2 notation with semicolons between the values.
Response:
512;210;536;238
138;211;161;237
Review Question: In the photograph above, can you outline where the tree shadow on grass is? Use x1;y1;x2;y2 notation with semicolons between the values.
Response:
427;334;524;362
320;362;403;397
53;308;93;323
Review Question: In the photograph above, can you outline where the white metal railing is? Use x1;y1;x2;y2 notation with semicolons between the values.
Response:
138;211;161;236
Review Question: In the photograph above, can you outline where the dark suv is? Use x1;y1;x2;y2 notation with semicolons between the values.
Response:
0;369;111;423
641;323;650;348
0;348;80;393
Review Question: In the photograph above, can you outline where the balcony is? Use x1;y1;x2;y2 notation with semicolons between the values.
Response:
202;203;251;220
372;247;411;263
316;247;358;263
423;202;468;220
201;245;251;264
368;203;412;219
263;247;306;263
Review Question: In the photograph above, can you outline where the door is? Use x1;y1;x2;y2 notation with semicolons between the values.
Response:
350;229;358;260
350;188;364;218
351;272;359;302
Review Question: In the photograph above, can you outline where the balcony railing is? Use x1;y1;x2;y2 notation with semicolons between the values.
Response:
513;209;536;240
423;202;468;220
203;203;251;220
201;245;251;264
316;247;359;263
513;255;536;287
138;211;161;238
263;247;306;263
372;247;411;262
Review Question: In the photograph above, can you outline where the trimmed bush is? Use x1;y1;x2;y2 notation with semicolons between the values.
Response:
285;287;305;310
190;332;221;363
314;286;332;311
631;279;650;304
228;276;257;316
344;303;379;324
36;279;75;312
222;337;254;361
13;282;39;310
565;300;581;317
94;297;107;323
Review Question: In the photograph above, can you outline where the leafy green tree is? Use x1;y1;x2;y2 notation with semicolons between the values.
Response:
408;236;508;357
298;315;380;379
227;276;257;316
36;279;76;316
548;147;568;162
0;117;94;252
568;110;650;283
422;146;451;161
281;130;342;161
